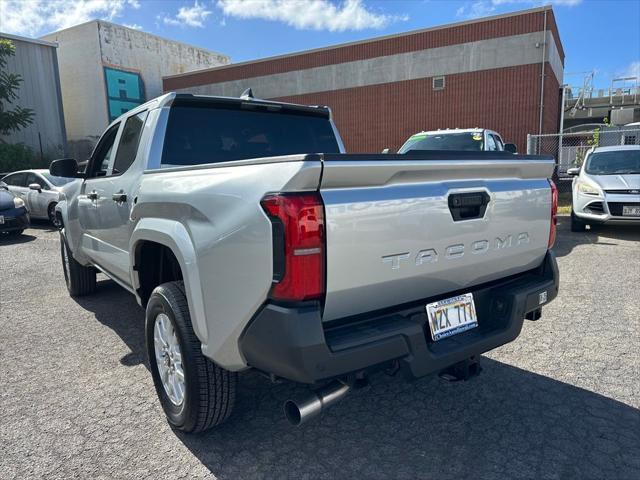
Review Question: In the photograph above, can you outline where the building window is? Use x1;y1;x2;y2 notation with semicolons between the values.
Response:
624;135;637;145
433;76;445;90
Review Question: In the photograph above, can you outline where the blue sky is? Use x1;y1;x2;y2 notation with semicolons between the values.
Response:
2;0;639;88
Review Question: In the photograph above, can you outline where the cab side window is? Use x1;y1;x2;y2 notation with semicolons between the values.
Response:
87;124;120;178
3;173;26;187
492;134;504;151
112;111;147;175
486;134;498;151
26;173;47;190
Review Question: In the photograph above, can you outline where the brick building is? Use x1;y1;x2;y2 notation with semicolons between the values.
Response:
163;6;564;153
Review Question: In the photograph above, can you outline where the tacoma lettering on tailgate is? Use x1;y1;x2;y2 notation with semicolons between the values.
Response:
382;232;530;270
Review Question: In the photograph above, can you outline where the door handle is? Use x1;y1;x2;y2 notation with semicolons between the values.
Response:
112;192;127;203
448;192;490;221
87;191;99;200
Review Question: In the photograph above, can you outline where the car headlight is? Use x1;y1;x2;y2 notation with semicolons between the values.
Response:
577;182;600;196
13;197;25;208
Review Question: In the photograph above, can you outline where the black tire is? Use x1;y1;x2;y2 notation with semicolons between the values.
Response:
60;233;96;296
48;203;62;228
570;210;586;232
146;281;236;433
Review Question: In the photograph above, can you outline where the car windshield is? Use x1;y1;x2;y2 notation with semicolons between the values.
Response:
585;150;640;175
41;172;76;186
399;132;484;153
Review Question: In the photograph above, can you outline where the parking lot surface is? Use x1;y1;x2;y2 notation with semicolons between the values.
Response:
1;218;639;480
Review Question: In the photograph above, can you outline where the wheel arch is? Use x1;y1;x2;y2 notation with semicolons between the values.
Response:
130;218;208;346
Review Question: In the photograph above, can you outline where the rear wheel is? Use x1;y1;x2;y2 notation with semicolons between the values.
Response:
570;210;586;232
146;281;236;433
48;203;61;228
60;233;96;296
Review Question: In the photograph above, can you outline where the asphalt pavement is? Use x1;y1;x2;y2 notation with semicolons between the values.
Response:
1;218;639;479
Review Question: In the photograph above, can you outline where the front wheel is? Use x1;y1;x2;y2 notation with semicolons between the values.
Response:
146;281;236;433
570;210;586;232
60;233;96;296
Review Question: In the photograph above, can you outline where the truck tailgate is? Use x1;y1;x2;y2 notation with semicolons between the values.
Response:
319;154;555;321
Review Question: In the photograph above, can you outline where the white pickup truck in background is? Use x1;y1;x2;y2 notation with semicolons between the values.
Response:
50;92;559;432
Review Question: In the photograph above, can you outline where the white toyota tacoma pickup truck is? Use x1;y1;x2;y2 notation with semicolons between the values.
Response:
51;92;559;432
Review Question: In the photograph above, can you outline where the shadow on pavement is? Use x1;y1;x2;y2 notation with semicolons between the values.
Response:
72;278;640;480
0;232;36;245
28;219;58;232
553;215;640;258
178;361;639;480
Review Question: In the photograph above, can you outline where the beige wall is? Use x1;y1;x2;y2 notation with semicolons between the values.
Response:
42;21;229;160
98;22;229;100
42;22;108;159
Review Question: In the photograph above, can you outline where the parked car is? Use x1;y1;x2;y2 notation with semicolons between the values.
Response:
1;169;75;227
568;145;640;232
0;181;30;236
398;128;518;154
50;92;559;433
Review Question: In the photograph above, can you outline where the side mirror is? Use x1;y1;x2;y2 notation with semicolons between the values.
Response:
50;158;82;178
381;148;390;154
29;183;42;192
567;167;580;176
504;143;518;154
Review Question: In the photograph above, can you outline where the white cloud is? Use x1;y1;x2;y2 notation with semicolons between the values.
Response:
456;1;496;19
161;1;212;28
123;23;143;30
622;61;640;79
0;0;131;36
216;0;408;32
457;0;583;19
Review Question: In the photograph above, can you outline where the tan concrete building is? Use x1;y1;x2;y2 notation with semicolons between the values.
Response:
42;21;230;159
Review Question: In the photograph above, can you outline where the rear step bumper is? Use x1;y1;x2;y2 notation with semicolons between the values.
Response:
239;251;559;384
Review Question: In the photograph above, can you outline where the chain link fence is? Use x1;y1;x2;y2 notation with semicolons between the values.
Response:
527;128;640;194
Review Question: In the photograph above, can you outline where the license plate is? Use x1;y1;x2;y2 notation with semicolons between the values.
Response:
0;215;4;224
426;293;478;341
622;206;640;216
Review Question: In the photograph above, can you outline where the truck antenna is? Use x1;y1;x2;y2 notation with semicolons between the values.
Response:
240;88;254;99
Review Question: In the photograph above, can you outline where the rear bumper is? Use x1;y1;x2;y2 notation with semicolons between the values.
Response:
0;207;30;232
239;251;559;384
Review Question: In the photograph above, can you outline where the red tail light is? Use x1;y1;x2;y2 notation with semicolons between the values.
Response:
261;193;325;302
548;179;558;248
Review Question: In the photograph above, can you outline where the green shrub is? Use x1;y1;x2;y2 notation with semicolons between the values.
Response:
0;142;46;173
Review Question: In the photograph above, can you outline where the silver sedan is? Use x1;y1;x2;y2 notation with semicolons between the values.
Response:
568;145;640;231
1;169;76;227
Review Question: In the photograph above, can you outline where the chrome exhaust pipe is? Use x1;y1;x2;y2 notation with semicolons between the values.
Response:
284;381;351;426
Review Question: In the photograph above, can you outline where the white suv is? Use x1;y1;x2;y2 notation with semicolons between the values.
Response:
568;145;640;232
